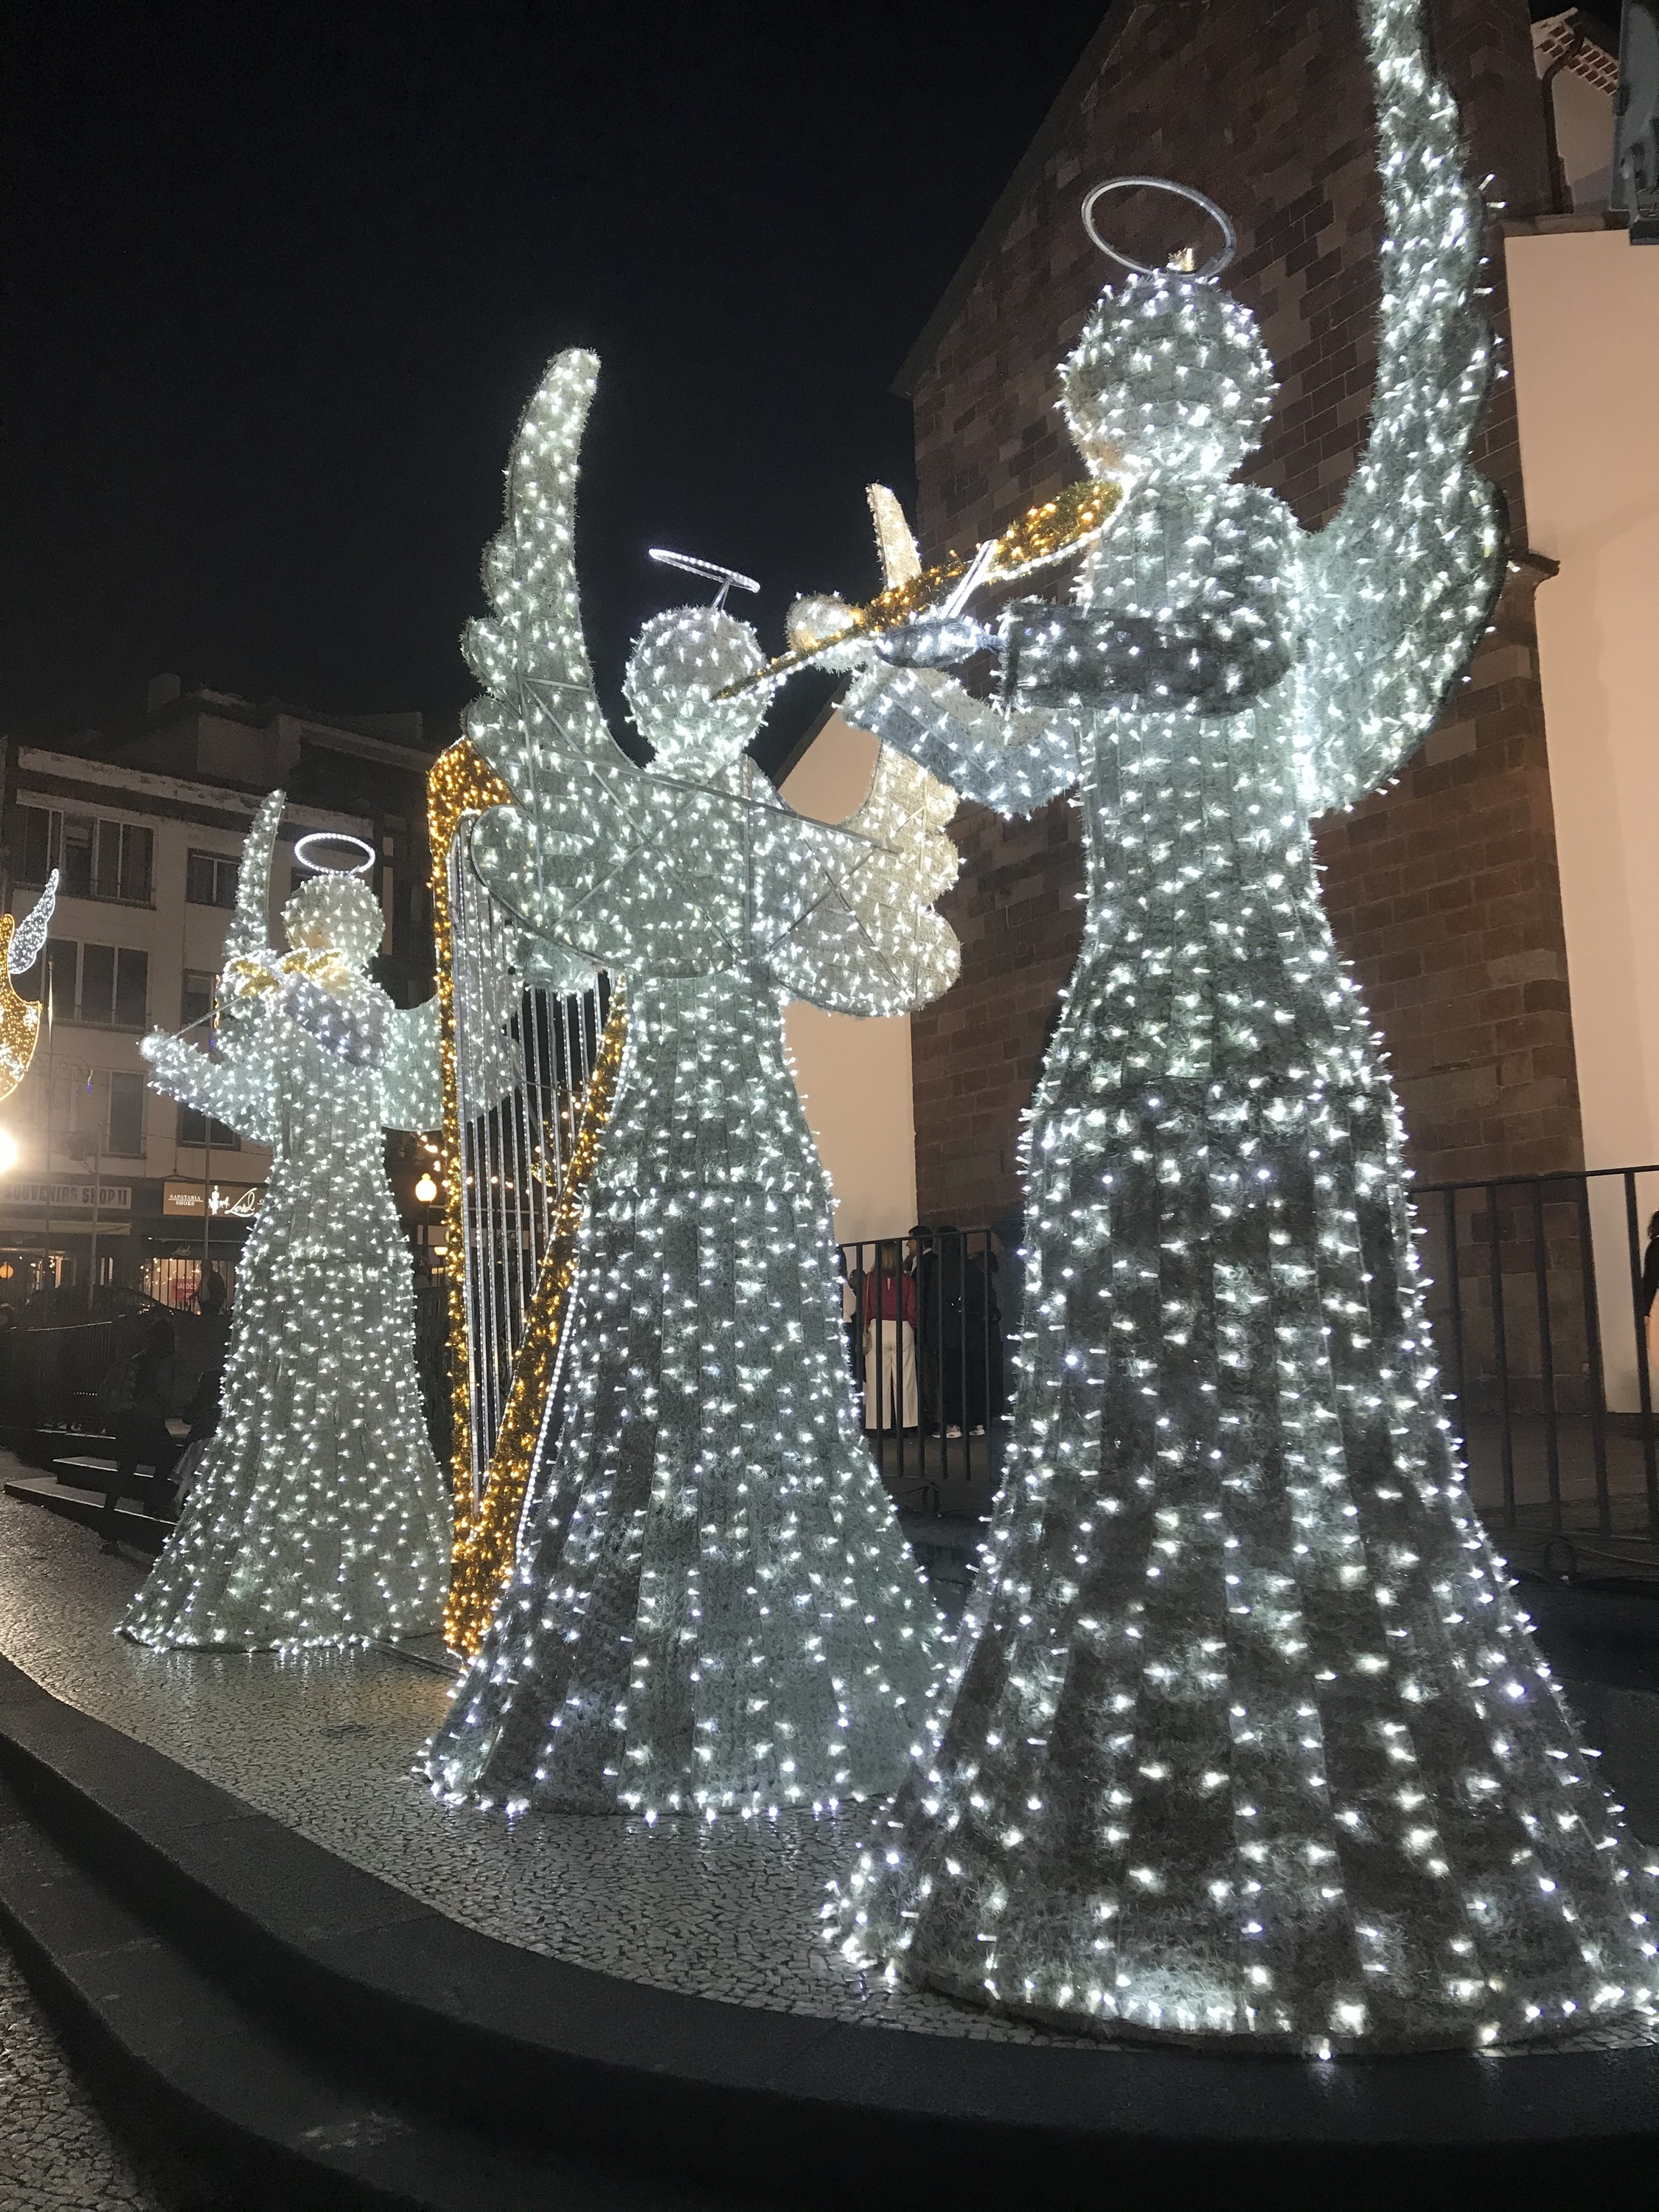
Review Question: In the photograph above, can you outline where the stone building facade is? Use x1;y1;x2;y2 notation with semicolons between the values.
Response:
896;0;1576;1230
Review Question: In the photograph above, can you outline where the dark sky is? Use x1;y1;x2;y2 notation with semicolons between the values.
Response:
2;1;1109;771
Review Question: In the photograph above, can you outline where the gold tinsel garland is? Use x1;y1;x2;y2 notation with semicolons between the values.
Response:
442;979;627;1658
427;740;515;1551
0;915;44;1102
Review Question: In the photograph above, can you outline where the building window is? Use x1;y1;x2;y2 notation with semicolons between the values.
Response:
43;939;76;1014
60;1069;145;1161
178;1106;240;1152
187;849;239;908
15;805;55;887
12;805;153;904
46;942;147;1027
60;815;94;899
180;970;217;1029
96;820;153;904
107;1071;145;1158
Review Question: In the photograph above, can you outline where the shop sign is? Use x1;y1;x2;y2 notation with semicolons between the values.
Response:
163;1178;261;1219
0;1179;131;1211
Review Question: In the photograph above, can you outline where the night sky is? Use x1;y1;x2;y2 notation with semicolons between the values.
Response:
2;1;1110;773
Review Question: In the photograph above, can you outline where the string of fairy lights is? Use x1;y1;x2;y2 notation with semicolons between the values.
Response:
420;344;959;1819
125;795;450;1650
111;0;1656;2061
824;0;1658;2056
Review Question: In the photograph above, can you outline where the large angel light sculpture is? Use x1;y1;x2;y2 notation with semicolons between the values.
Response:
0;871;59;1104
124;794;451;1650
422;347;960;1819
818;0;1659;2050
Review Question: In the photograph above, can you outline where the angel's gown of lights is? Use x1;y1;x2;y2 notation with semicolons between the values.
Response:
422;349;961;1819
124;802;450;1651
828;0;1658;2051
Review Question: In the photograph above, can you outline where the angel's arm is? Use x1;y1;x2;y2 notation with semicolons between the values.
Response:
141;1027;275;1147
840;659;1078;820
757;748;961;1017
1293;0;1503;817
380;999;444;1133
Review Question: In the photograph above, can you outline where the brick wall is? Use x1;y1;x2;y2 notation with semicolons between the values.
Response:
901;0;1581;1225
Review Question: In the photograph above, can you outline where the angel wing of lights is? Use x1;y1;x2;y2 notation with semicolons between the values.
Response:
6;869;58;978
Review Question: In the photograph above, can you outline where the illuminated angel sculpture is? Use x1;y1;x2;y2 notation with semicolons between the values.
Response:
0;870;59;1102
829;0;1659;2048
422;347;959;1818
124;793;451;1650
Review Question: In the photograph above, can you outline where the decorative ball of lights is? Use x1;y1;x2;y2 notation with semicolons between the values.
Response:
821;0;1659;2052
420;345;961;1819
125;792;451;1651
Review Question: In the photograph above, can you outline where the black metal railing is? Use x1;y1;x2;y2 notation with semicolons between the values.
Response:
0;1310;170;1433
1415;1164;1659;1548
838;1229;1008;1518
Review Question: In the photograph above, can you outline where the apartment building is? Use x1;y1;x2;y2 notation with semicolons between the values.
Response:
0;684;437;1295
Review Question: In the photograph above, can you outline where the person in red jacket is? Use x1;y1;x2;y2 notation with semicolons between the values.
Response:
860;1241;918;1433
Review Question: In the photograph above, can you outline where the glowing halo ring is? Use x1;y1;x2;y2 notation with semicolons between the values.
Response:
293;830;376;877
1081;177;1237;283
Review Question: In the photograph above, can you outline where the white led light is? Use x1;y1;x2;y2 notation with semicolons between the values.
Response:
293;830;377;876
123;792;451;1651
824;0;1659;2050
420;347;961;1820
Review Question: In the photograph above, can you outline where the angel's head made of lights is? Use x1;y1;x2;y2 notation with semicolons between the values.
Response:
1059;178;1274;485
624;605;773;776
282;873;384;970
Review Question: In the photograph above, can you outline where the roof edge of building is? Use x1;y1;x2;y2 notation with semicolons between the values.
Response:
891;1;1134;401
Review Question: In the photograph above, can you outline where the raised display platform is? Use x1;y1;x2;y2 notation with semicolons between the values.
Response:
1;1480;1657;2210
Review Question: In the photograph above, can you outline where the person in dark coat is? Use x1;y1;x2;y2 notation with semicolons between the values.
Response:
101;1317;187;1548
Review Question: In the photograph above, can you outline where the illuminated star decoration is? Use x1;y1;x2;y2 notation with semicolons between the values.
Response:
124;791;452;1652
827;0;1658;2051
421;347;960;1820
0;870;59;1103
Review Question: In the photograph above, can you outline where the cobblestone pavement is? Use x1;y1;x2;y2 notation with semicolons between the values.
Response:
0;1941;164;2212
0;1465;1654;2056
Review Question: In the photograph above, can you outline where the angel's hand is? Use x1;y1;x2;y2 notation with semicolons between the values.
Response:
873;615;997;669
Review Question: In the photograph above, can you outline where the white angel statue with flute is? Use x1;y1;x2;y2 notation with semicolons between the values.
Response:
124;793;451;1650
804;0;1659;2051
422;346;961;1820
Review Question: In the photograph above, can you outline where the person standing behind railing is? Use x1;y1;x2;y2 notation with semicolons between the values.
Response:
1644;1211;1659;1374
860;1240;918;1433
98;1316;189;1551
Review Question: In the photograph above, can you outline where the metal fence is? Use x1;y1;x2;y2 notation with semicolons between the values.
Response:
1413;1164;1659;1550
837;1230;1008;1517
0;1306;188;1433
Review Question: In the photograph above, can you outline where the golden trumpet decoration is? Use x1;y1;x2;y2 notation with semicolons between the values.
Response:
721;477;1123;696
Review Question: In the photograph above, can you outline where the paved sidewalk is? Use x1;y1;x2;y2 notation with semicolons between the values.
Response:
0;1941;164;2212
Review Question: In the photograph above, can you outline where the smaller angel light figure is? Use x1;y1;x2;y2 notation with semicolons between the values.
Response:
422;349;961;1818
124;795;451;1651
0;871;59;1104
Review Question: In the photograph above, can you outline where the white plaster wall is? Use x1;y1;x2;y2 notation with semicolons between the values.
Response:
1506;227;1659;1405
776;712;919;1247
